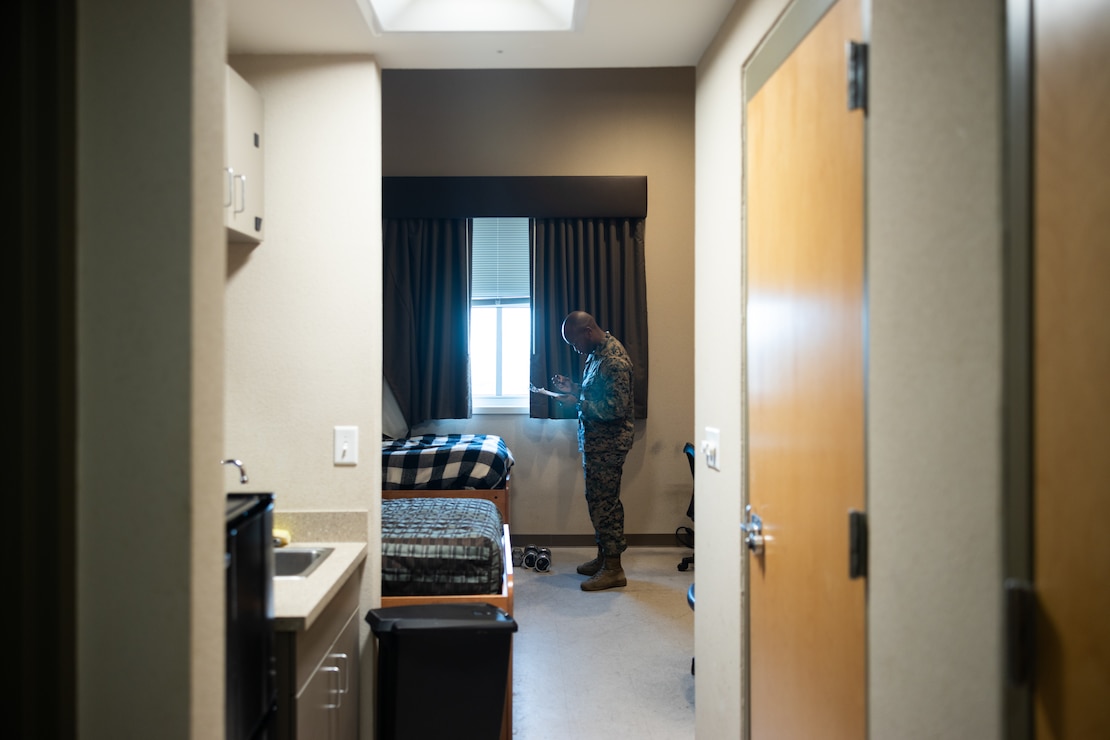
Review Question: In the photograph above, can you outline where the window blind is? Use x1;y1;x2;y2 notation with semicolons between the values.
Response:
471;218;530;302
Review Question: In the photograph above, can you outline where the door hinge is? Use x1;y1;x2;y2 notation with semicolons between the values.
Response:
1005;578;1036;686
847;41;869;113
849;509;868;579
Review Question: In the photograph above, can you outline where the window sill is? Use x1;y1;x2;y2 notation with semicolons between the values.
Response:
473;396;529;415
473;406;529;415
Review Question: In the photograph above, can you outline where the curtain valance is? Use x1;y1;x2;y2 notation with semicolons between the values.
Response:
384;176;647;219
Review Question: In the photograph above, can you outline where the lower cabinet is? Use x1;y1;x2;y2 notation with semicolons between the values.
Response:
276;573;360;740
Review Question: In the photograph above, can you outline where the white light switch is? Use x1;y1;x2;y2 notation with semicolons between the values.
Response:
702;427;721;471
334;426;358;466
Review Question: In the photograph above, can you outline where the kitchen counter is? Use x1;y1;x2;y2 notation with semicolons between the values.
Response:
273;541;366;632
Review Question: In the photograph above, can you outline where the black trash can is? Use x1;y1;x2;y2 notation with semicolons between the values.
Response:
366;602;518;740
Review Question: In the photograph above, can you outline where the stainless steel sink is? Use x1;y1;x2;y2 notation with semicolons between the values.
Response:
273;547;334;579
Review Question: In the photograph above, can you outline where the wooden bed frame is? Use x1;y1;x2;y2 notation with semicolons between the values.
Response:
378;479;514;739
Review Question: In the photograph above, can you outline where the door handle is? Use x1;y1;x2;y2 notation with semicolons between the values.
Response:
741;504;764;555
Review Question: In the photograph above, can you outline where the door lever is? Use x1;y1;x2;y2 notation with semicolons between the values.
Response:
741;504;764;555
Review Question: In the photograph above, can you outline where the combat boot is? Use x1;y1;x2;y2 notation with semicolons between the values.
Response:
576;546;605;576
580;555;626;591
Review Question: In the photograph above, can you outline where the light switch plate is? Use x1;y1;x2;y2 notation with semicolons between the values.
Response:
334;426;358;466
703;427;721;471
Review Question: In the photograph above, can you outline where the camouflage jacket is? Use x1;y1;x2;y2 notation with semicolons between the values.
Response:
577;333;635;453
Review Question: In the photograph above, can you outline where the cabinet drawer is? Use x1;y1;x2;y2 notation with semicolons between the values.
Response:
294;608;359;740
293;574;360;694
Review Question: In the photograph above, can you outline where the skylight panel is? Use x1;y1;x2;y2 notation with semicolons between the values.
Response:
364;0;584;33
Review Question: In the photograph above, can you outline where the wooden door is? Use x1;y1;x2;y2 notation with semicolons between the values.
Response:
1033;0;1110;736
745;0;866;737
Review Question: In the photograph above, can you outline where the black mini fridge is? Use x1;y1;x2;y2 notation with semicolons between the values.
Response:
226;493;277;740
367;603;517;740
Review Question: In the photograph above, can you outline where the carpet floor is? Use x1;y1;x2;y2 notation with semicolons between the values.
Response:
510;546;696;739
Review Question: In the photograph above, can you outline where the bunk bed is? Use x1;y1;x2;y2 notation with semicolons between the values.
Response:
378;433;516;739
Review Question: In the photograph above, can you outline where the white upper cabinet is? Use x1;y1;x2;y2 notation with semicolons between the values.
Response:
225;65;264;243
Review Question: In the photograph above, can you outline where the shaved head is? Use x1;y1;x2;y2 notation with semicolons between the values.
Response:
563;311;594;332
562;311;604;354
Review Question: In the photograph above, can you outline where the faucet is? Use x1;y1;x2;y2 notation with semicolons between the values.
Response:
221;458;249;484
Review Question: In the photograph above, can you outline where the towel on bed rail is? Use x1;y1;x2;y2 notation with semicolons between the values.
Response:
381;497;505;596
382;433;514;490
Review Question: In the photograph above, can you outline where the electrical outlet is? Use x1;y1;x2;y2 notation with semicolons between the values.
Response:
702;427;721;471
334;426;358;466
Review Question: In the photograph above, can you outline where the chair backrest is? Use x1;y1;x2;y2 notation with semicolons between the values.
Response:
683;442;695;520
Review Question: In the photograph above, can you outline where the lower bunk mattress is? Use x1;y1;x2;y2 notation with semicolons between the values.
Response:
381;496;505;597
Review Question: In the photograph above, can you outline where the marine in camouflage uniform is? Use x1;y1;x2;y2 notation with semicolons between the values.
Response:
551;311;635;591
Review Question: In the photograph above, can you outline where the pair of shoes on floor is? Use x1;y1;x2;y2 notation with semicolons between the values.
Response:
514;544;552;572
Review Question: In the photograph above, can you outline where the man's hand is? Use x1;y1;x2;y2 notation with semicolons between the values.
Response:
548;375;577;405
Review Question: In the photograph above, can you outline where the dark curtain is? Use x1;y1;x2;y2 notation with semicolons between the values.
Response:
530;217;649;419
382;218;471;428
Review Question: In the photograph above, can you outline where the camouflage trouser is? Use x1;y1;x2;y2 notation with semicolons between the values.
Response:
582;448;629;556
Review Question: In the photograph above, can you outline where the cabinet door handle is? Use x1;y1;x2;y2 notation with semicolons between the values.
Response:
329;652;350;695
224;168;234;208
321;665;341;710
234;174;247;214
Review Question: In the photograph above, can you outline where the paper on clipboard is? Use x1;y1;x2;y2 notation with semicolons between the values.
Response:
530;384;562;398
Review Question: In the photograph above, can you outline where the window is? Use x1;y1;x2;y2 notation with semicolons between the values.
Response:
470;217;531;412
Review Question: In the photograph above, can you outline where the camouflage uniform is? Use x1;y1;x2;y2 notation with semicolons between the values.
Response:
577;332;635;557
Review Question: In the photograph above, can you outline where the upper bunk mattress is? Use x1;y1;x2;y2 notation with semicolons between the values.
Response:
381;433;514;490
381;497;505;596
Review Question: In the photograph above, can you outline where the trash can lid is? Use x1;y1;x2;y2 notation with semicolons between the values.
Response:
366;602;518;634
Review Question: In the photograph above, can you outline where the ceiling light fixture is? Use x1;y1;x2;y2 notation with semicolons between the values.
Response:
358;0;587;34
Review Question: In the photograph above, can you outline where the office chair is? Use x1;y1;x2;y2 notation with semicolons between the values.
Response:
677;442;695;571
679;442;696;675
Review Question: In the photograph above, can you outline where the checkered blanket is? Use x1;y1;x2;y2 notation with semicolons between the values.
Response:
381;497;504;596
381;434;514;490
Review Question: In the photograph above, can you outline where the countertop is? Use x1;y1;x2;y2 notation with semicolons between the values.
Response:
273;541;367;632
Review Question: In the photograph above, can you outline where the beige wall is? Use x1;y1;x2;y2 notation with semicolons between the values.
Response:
867;0;1005;736
224;54;383;740
695;0;1007;737
695;2;792;736
77;1;227;738
383;68;698;538
224;56;382;517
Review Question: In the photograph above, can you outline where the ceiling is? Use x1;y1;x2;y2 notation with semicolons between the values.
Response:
228;0;737;69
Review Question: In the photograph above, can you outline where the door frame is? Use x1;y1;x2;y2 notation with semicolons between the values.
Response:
741;0;871;735
14;1;78;738
1002;1;1033;738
